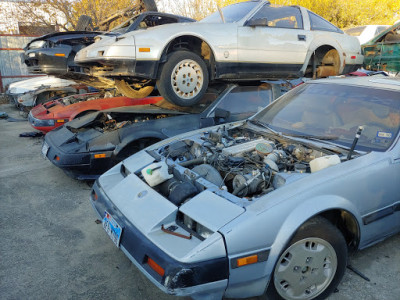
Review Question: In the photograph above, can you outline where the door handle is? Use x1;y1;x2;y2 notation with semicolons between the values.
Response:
298;34;306;41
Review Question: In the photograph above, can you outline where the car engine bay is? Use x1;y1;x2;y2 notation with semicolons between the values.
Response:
141;123;340;207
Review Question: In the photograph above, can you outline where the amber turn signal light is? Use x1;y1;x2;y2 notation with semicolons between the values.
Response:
236;255;258;267
147;257;165;276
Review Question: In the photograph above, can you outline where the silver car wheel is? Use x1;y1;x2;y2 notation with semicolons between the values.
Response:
274;237;338;300
171;59;204;99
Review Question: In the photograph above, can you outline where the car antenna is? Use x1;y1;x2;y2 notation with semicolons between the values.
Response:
217;4;226;23
347;126;363;161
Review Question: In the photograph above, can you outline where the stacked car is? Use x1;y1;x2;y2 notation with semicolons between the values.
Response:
5;0;400;299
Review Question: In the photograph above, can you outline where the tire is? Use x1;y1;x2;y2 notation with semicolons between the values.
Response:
75;15;93;31
142;0;158;11
115;79;154;98
267;216;347;300
157;51;209;107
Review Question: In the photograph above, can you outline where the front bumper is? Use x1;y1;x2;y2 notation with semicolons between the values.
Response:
79;59;158;79
43;137;114;180
28;111;59;133
23;49;69;75
90;180;229;298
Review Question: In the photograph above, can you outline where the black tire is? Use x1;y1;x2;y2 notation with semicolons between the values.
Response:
142;0;158;11
267;216;347;300
75;15;93;31
157;51;209;107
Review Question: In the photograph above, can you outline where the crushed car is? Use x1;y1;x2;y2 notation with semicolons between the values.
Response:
5;75;90;109
28;92;161;133
42;82;281;179
363;22;400;72
23;11;195;89
90;76;400;300
75;0;363;106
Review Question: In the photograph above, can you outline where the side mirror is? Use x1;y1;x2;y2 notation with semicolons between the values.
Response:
214;108;230;124
246;18;268;27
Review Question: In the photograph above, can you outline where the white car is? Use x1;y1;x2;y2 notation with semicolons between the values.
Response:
75;0;363;106
345;25;390;45
6;75;87;108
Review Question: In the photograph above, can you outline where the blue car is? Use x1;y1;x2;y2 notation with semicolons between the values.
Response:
90;76;400;300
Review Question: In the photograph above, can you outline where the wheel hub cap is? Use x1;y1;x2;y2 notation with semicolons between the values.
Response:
171;59;203;99
274;238;338;300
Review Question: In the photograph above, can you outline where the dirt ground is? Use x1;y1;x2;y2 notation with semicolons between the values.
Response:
0;102;399;300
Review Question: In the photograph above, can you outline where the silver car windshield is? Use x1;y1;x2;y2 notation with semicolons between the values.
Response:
254;83;400;152
200;1;260;23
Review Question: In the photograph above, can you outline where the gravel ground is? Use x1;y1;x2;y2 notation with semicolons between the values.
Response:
0;102;399;300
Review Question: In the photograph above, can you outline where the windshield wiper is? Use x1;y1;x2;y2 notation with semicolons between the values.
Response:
248;119;280;135
282;132;339;141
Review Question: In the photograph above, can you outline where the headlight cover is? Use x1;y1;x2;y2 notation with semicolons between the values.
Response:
181;213;214;240
29;40;46;49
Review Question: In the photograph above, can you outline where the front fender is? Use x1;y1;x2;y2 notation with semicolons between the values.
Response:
268;195;361;262
223;194;361;298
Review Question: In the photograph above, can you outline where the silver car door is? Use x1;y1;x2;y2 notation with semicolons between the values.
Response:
237;5;311;77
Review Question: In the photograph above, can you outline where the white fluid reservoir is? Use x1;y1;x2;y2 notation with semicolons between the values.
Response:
310;155;341;173
141;162;172;187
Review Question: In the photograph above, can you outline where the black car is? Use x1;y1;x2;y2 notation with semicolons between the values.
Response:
42;83;282;179
23;12;195;79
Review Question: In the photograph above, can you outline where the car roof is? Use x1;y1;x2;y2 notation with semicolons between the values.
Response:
308;76;400;91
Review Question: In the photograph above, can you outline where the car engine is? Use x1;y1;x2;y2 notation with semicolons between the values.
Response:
141;124;338;206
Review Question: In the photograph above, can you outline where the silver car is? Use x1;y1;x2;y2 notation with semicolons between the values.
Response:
90;76;400;300
76;0;363;107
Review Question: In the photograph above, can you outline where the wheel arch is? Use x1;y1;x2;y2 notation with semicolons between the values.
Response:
271;195;361;264
301;43;344;75
158;35;216;79
72;109;98;120
114;132;164;158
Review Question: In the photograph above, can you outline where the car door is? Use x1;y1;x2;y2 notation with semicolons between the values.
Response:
357;150;400;247
237;6;310;78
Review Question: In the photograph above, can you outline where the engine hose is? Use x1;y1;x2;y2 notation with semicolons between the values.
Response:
178;157;206;167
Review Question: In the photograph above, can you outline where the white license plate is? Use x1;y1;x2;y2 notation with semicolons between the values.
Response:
41;142;49;158
28;53;35;58
103;211;122;247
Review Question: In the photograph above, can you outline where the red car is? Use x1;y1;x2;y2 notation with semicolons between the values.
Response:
28;93;162;133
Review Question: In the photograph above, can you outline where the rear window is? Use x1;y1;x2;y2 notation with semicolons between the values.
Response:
308;11;343;33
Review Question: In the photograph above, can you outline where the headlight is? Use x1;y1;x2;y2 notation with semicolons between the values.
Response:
33;118;55;127
181;213;214;240
29;40;46;49
195;223;213;239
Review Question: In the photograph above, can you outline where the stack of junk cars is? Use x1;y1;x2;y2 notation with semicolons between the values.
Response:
4;0;400;299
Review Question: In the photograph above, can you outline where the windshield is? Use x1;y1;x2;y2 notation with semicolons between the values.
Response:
200;1;260;23
109;15;140;34
253;82;400;152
